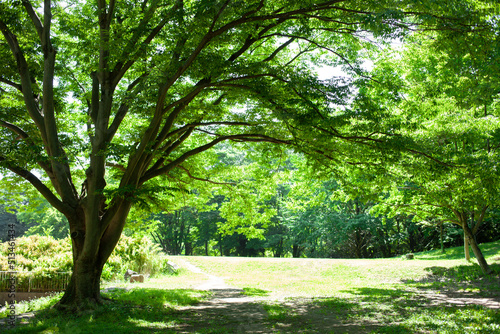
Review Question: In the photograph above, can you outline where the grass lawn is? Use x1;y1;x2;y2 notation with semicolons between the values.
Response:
1;241;499;333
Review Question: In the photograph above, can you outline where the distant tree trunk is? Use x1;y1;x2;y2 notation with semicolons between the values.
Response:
292;244;301;258
274;238;284;257
464;234;471;261
440;221;445;254
185;241;193;255
218;235;224;256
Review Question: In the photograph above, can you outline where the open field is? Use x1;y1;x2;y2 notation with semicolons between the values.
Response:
1;241;500;333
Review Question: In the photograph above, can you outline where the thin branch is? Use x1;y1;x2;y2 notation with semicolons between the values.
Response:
209;0;232;32
178;165;236;186
0;156;71;215
106;162;126;172
0;20;45;131
0;120;29;139
22;0;44;41
106;72;149;141
262;37;296;62
270;33;380;83
112;8;172;86
0;77;23;92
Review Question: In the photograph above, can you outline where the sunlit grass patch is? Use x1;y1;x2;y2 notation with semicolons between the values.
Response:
415;241;500;261
241;287;270;297
2;288;209;333
102;287;210;308
0;293;62;319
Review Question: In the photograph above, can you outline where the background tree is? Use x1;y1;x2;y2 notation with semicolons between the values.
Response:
350;29;500;273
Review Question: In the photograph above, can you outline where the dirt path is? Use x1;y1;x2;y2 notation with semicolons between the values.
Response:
173;257;271;333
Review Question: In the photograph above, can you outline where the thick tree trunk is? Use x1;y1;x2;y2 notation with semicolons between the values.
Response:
58;259;104;309
463;224;492;274
56;202;131;310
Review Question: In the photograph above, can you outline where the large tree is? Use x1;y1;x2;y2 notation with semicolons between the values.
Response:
0;0;483;309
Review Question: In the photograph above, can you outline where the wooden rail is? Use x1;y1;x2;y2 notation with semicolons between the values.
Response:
0;271;71;292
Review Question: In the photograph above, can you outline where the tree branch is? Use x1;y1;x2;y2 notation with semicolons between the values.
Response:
178;165;236;186
0;120;29;139
0;77;23;92
140;134;290;184
0;156;71;215
22;0;44;41
0;20;45;132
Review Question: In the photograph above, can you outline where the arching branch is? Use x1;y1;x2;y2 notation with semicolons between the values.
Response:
0;156;72;216
139;134;290;184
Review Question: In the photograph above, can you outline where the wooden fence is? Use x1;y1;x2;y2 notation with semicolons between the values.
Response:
0;271;71;293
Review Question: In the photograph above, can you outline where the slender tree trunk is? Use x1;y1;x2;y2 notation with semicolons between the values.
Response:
464;234;471;261
218;235;223;256
440;221;444;254
463;224;492;274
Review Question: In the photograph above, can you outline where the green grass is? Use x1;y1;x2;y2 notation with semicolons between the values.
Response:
2;241;499;333
415;241;500;261
2;288;210;333
184;241;500;298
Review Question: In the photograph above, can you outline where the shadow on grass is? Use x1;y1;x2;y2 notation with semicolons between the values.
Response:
3;288;210;334
337;286;500;333
4;284;500;334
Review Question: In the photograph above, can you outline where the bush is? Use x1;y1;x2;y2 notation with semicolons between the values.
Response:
0;235;174;282
0;235;72;272
108;235;174;280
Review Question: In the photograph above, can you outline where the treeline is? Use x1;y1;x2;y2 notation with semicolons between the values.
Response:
148;186;500;259
2;152;500;259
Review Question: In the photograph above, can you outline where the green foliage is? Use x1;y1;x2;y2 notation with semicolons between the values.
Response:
0;235;174;282
19;206;70;240
0;235;72;272
104;235;174;280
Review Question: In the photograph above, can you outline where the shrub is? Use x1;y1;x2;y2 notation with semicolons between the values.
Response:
0;235;72;272
0;235;174;282
108;235;173;280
